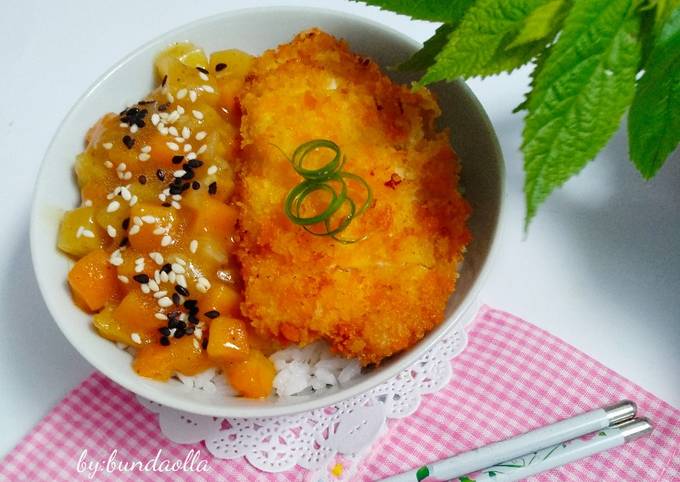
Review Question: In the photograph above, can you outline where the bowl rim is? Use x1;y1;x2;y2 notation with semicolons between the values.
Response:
30;5;506;418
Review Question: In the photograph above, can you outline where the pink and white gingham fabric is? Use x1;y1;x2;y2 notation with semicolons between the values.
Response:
1;306;678;481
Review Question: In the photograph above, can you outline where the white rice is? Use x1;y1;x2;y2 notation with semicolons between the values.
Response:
122;340;362;398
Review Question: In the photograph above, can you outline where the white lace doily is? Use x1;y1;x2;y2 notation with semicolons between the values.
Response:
137;313;473;481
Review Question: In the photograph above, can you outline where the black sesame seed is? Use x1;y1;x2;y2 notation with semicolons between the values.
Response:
162;263;172;273
208;182;217;195
189;306;199;316
122;218;130;230
183;299;197;309
192;181;200;190
119;237;129;247
138;175;147;185
160;336;170;346
175;285;190;297
201;338;208;349
187;159;203;168
122;135;135;149
167;310;181;320
215;63;227;72
172;177;183;186
169;185;182;195
172;155;184;164
156;169;166;181
188;314;200;324
167;319;179;329
158;102;170;112
171;293;181;306
162;202;172;207
133;274;150;284
204;310;220;319
159;327;171;336
196;66;209;75
177;320;187;329
181;182;191;192
161;75;168;87
174;328;185;339
181;170;194;180
138;99;155;105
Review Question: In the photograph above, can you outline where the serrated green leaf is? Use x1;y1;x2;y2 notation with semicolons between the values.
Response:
522;0;642;227
397;24;455;72
420;0;558;84
506;0;571;49
513;48;551;113
629;7;680;178
352;0;473;22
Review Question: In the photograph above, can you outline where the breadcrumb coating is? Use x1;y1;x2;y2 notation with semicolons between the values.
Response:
235;29;471;365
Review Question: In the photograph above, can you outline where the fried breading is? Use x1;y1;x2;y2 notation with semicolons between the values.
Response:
235;29;471;365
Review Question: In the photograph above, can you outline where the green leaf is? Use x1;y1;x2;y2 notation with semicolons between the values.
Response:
506;0;571;49
522;0;642;226
628;6;680;178
352;0;474;22
397;24;455;72
420;0;559;84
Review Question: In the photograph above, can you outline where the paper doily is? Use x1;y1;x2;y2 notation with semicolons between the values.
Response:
137;316;471;481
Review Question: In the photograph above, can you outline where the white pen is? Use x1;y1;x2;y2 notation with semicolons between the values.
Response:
378;400;637;482
462;418;653;481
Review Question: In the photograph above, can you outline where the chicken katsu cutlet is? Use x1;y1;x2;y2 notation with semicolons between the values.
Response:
235;29;471;365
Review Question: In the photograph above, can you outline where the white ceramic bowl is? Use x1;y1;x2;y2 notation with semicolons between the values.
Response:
30;7;504;418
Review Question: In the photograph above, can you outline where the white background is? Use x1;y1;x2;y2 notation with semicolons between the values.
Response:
1;0;678;458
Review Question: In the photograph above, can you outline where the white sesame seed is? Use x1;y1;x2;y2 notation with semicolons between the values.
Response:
192;110;204;120
153;290;167;299
148;279;159;292
189;90;197;103
104;160;114;169
83;200;93;207
173;170;186;178
189;239;198;254
166;92;174;103
154;312;168;320
176;274;187;288
171;263;185;274
158;297;173;308
151;113;160;125
133;216;143;226
171;201;181;210
175;258;186;266
176;88;187;99
102;142;113;150
168;126;179;137
176;105;185;115
153;226;166;235
106;200;120;213
159;126;169;136
193;339;200;350
138;153;150;161
129;195;138;206
186;152;197;160
182;127;191;139
123;171;133;180
141;215;156;224
161;235;172;247
82;229;95;238
194;327;203;339
168;271;177;284
183;143;192;153
197;145;207;154
166;142;179;151
106;225;117;238
141;144;152;153
174;136;185;144
171;194;182;201
158;193;167;202
120;188;132;201
160;271;169;283
141;283;151;294
76;226;85;238
134;264;144;273
130;124;139;134
207;165;218;176
195;131;207;141
120;122;129;128
116;163;126;172
131;333;142;344
202;85;215;93
149;252;164;265
198;71;209;81
128;224;141;235
168;111;180;123
135;257;145;265
110;258;124;266
117;275;129;284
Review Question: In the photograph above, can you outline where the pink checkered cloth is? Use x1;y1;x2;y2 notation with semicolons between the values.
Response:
1;306;678;481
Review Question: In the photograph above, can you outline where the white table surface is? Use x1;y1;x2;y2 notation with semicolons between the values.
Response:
1;0;678;458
